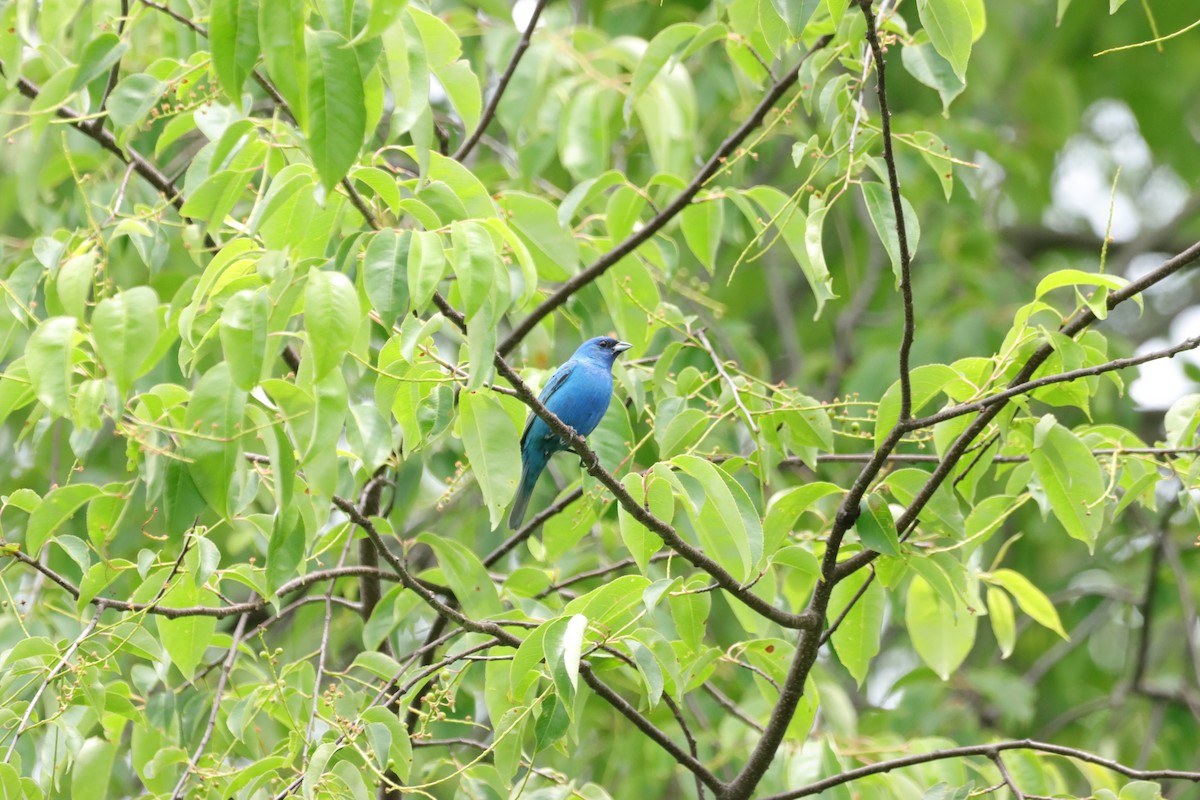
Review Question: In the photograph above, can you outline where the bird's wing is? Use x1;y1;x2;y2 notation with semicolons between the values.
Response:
519;360;577;449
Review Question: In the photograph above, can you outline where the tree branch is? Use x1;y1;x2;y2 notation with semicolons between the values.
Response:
579;663;725;794
696;329;758;434
452;0;549;162
909;335;1200;431
446;290;817;630
6;72;186;213
171;612;250;800
833;238;1200;585
93;0;130;133
329;491;724;793
2;602;104;763
759;740;1200;800
859;0;916;423
778;446;1200;467
3;547;404;618
496;34;834;356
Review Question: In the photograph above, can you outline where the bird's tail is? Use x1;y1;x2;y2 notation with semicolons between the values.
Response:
508;455;545;529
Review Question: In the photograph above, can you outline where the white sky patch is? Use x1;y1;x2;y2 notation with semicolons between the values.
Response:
513;0;540;32
1129;332;1200;411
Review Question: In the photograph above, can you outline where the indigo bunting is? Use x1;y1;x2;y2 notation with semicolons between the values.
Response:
508;336;632;528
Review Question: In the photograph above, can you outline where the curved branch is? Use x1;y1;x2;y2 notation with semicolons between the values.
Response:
759;739;1200;800
497;34;834;355
910;335;1200;431
453;0;550;162
4;547;403;619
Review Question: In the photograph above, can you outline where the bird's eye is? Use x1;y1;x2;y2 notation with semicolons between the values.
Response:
601;340;611;348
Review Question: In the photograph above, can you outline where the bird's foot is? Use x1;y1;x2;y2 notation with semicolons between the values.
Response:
575;445;599;471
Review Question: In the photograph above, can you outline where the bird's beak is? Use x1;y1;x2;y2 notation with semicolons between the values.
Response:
612;341;632;354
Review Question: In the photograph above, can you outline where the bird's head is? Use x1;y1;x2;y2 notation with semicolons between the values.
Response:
573;336;632;366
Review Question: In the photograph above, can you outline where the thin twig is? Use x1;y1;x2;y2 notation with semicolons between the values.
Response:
696;329;758;434
171;612;250;799
780;446;1200;467
1133;516;1169;690
759;740;1200;800
3;548;402;618
138;0;204;33
453;0;549;162
819;569;875;646
911;335;1200;431
858;0;916;423
2;603;104;762
701;683;765;732
93;0;130;133
306;534;358;756
1161;533;1200;689
991;753;1026;800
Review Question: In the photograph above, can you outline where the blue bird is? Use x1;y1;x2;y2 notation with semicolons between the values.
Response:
508;336;632;529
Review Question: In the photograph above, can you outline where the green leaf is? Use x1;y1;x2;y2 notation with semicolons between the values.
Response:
305;29;366;190
71;737;116;800
681;199;723;274
499;192;581;280
618;472;669;574
657;407;708;458
219;289;270;390
451;221;499;319
259;0;308;126
901;39;966;115
26;483;104;555
1119;782;1162;800
408;231;447;314
886;468;964;537
856;494;900;556
906;574;977;680
304;267;362;378
155;577;219;679
72;33;128;92
182;363;248;517
107;73;167;129
875;364;962;449
534;693;570;749
763;482;843;556
1165;394;1199;448
917;0;973;81
210;0;262;101
670;455;762;581
828;570;886;685
741;186;836;318
416;532;503;619
626;23;725;117
363;229;412;325
361;707;412;781
550;613;587;693
1029;415;1106;550
861;182;921;285
28;316;77;415
773;0;822;36
989;568;1069;640
986;584;1016;658
669;577;711;651
459;390;521;530
914;130;955;201
93;287;160;395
